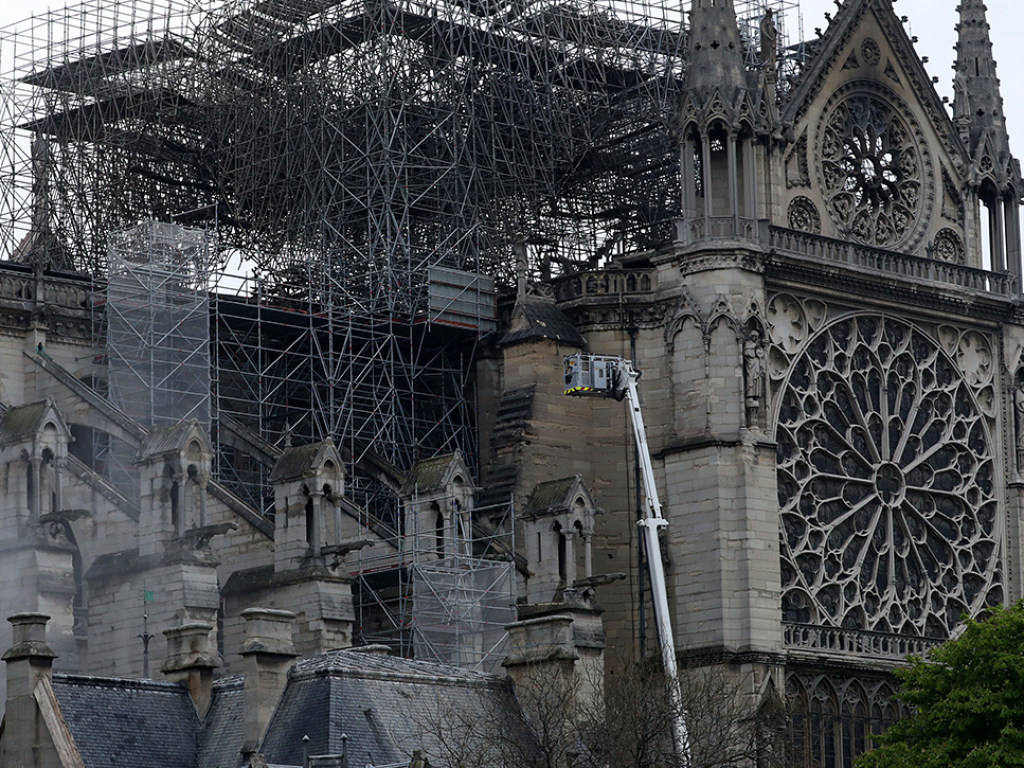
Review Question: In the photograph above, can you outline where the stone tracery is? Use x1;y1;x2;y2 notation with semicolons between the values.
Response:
819;89;926;248
774;313;1002;639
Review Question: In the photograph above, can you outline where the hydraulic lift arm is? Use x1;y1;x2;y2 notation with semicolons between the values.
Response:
564;353;691;766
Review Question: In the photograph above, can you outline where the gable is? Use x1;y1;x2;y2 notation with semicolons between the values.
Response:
779;1;972;262
0;400;71;449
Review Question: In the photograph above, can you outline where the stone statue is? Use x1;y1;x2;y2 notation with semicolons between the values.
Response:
760;9;778;73
744;329;766;428
953;63;970;122
1014;377;1024;474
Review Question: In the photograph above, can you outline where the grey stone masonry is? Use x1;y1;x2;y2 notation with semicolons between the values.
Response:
161;621;219;717
239;607;298;755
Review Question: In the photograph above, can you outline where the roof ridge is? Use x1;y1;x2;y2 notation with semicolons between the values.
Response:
53;672;189;691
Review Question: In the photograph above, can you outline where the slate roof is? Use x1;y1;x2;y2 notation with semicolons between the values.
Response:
500;296;584;347
0;401;50;445
260;648;529;768
401;453;460;495
199;675;247;768
52;674;200;768
523;475;580;516
269;441;341;483
137;419;201;459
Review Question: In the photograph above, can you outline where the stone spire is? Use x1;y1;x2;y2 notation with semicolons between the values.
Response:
685;0;748;96
954;0;1018;192
954;0;1022;278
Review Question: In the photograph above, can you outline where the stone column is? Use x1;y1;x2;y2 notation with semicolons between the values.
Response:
743;142;759;219
309;489;323;557
728;133;740;231
52;457;64;515
682;138;698;220
702;136;714;222
992;200;1007;271
1005;197;1022;282
197;477;209;528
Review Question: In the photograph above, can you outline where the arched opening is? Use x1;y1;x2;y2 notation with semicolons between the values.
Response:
980;183;1005;271
978;179;1020;277
166;464;180;533
26;456;35;518
555;522;567;585
690;122;754;218
304;485;315;548
432;500;444;558
41;446;56;515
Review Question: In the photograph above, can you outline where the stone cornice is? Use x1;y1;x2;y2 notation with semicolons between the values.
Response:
765;250;1018;326
672;247;767;277
657;435;777;460
675;646;788;669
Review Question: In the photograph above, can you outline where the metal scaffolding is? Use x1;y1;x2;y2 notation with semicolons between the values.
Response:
0;0;801;664
106;221;212;432
351;493;516;673
0;0;803;460
100;220;212;501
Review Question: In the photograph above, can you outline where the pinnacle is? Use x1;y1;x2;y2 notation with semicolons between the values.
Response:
953;0;1018;192
684;0;747;94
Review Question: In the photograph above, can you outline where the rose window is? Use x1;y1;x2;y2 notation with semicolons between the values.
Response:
820;93;923;247
776;316;1001;639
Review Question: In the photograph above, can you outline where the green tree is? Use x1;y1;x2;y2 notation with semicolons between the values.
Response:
857;602;1024;768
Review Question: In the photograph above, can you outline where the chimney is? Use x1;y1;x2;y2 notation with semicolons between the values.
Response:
503;598;606;722
161;622;219;717
240;608;298;754
2;613;57;764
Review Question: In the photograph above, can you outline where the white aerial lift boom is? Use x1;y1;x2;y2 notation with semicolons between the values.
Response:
564;353;691;766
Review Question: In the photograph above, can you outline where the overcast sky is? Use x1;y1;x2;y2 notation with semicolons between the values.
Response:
1;1;1022;162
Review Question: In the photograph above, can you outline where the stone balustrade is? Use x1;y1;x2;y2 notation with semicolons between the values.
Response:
0;268;91;311
768;226;1017;297
553;267;656;302
671;217;1018;297
783;622;942;661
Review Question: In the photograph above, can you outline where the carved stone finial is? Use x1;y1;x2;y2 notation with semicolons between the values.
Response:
514;237;528;302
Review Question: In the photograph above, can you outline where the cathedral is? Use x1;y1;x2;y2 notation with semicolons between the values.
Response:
0;0;1020;766
488;0;1023;760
